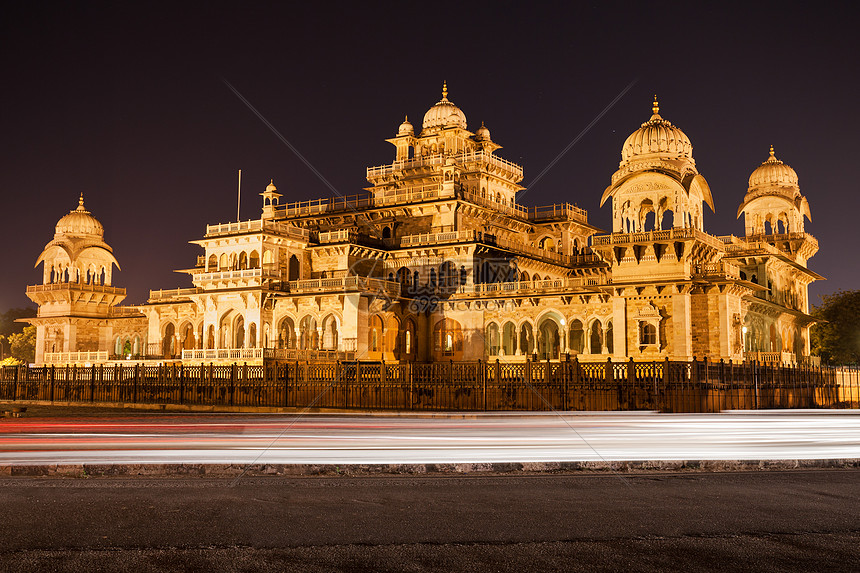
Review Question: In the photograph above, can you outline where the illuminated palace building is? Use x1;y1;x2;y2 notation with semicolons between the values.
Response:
26;86;821;366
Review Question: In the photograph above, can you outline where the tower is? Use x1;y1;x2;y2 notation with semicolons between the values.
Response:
25;195;126;363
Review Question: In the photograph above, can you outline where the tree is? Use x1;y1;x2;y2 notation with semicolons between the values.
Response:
811;290;860;364
7;326;36;364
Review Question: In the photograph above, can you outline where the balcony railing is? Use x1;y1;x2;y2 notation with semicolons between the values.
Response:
528;203;588;224
273;193;374;219
282;276;401;297
148;287;202;302
27;282;126;295
591;227;725;251
692;262;741;280
205;219;310;241
181;347;357;362
109;306;144;317
470;277;607;296
366;150;524;181
194;267;280;283
43;351;109;364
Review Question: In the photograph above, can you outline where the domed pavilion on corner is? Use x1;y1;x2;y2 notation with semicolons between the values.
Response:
24;86;822;367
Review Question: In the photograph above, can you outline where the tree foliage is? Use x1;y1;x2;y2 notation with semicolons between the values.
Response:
811;290;860;364
5;326;37;364
0;307;36;337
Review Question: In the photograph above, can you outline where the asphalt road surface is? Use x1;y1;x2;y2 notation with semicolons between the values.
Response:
1;471;859;572
0;410;859;465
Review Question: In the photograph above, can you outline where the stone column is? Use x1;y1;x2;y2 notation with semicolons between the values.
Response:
671;292;692;360
612;297;627;357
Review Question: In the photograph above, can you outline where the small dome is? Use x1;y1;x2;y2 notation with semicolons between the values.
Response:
55;194;104;237
422;82;467;131
475;121;491;141
621;96;693;163
398;115;414;136
748;146;799;190
266;179;277;193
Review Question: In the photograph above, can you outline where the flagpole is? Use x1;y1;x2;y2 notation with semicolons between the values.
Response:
237;169;242;222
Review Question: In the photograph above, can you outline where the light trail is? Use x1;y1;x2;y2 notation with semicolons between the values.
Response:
0;411;858;465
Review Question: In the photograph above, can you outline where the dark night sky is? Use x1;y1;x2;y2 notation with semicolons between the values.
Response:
2;2;858;310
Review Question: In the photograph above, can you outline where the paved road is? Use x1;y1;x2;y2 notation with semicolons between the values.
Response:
1;471;858;572
1;411;859;465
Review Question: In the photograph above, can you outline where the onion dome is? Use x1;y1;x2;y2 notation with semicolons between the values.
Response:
621;96;693;163
475;121;491;141
55;194;104;238
748;145;799;190
422;81;467;130
265;179;278;193
397;115;414;136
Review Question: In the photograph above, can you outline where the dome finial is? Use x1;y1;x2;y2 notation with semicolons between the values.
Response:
77;192;85;211
769;144;775;157
405;114;408;122
652;94;659;115
442;81;448;100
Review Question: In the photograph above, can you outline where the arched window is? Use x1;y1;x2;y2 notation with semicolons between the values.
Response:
502;322;516;356
278;317;296;349
219;253;228;271
235;316;245;348
519;322;534;355
288;255;300;281
385;315;401;358
162;323;176;358
589;320;603;354
433;318;463;357
606;321;614;354
368;315;383;354
299;315;318;350
249;250;260;269
569;320;584;354
238;252;248;270
208;255;217;272
262;250;273;265
485;323;500;356
382;226;392;239
248;323;257;348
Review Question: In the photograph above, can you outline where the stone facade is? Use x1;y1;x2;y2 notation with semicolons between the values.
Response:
26;88;821;365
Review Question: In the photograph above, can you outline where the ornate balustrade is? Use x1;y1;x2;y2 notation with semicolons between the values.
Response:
591;227;724;251
205;219;310;240
43;351;109;364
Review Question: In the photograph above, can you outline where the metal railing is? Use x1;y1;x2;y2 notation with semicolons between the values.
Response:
1;358;849;412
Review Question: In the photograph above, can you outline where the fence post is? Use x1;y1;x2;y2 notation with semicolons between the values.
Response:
230;363;236;406
12;364;19;401
50;364;55;402
478;359;485;411
179;364;185;405
753;360;759;410
133;363;139;403
90;364;96;403
408;361;414;410
604;357;612;385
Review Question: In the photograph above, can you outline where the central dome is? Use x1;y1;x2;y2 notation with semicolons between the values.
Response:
748;146;799;190
422;82;467;131
55;195;104;237
621;97;692;163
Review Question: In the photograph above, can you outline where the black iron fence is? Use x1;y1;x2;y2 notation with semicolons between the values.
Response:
0;358;855;413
